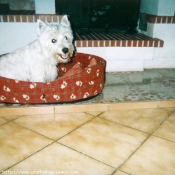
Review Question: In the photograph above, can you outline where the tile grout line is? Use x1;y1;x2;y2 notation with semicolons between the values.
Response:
97;116;150;134
85;111;104;116
112;170;131;175
2;111;103;143
0;115;24;127
58;142;116;169
11;120;55;141
150;109;175;135
111;109;175;174
56;115;100;141
54;106;56;115
153;134;175;144
0;119;10;127
2;142;54;172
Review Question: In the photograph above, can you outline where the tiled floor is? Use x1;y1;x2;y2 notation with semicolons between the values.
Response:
0;107;175;175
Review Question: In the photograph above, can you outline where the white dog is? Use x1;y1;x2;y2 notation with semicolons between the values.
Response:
0;15;75;82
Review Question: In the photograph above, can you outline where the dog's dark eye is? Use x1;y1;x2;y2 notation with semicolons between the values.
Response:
52;39;57;43
64;36;68;40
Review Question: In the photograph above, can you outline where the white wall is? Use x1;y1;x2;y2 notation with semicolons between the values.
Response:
153;24;175;58
77;47;154;72
140;0;175;69
144;23;175;69
0;23;37;54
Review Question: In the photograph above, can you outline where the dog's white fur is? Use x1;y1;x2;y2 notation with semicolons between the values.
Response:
0;15;74;82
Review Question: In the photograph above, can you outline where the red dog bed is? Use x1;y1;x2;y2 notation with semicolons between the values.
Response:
0;53;106;104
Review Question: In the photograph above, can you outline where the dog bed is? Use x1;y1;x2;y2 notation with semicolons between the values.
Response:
0;53;106;104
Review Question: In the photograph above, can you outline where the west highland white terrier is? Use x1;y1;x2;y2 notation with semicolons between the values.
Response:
0;15;75;82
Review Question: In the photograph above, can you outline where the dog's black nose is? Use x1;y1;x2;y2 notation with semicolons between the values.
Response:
62;48;69;54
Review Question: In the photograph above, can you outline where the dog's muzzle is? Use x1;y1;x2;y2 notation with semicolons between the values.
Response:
61;48;69;60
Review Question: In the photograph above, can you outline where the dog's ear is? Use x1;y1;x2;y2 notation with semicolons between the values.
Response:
37;19;47;36
60;15;70;27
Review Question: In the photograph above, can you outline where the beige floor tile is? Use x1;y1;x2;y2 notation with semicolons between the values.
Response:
9;143;115;175
0;122;52;171
161;107;175;112
108;101;158;111
54;104;108;113
99;109;171;134
154;111;175;142
0;117;8;125
159;100;175;108
3;115;22;121
58;117;148;168
0;106;54;116
113;171;130;175
121;136;175;175
14;113;94;140
86;111;103;116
